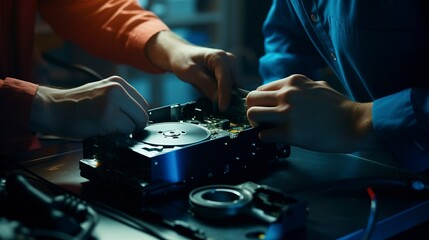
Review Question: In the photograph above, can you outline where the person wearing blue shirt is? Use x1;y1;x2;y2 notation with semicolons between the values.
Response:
246;0;429;172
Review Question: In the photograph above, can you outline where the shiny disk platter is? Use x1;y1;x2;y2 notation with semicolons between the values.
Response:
140;122;211;146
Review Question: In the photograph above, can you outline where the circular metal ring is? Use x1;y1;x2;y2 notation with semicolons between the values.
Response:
189;185;253;219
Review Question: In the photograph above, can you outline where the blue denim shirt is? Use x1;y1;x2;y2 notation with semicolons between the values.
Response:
260;0;429;171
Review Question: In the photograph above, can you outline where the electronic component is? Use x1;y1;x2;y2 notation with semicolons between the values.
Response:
80;94;290;197
189;181;307;238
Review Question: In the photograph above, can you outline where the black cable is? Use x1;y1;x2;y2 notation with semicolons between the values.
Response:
138;209;208;240
18;165;208;240
7;161;171;240
41;53;103;82
54;194;99;240
5;172;99;240
10;159;429;240
86;201;170;240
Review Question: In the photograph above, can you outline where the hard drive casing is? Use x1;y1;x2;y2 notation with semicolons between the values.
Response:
80;97;290;197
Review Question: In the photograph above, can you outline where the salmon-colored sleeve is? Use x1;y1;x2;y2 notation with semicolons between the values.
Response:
0;78;40;154
38;0;170;73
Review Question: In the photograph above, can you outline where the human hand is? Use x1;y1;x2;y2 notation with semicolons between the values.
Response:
246;74;378;153
30;76;149;139
146;31;237;111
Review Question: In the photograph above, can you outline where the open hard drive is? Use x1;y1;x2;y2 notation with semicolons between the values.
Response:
80;91;290;197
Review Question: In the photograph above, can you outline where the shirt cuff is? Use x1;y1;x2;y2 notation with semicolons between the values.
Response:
0;78;39;153
373;88;414;137
373;89;429;172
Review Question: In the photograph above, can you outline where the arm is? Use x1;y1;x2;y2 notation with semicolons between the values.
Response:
246;75;429;172
0;76;149;155
253;0;429;172
246;74;380;154
145;31;236;111
30;76;149;140
38;0;237;110
38;0;169;73
373;88;429;172
260;0;326;83
2;0;158;154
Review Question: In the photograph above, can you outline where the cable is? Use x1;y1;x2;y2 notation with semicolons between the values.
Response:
10;159;429;240
138;209;208;240
6;162;171;240
22;169;205;240
42;53;103;82
54;194;99;240
362;187;378;240
288;177;429;240
87;201;170;240
5;173;99;240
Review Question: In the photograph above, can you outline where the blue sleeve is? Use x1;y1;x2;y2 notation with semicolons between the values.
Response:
373;88;429;172
259;0;326;84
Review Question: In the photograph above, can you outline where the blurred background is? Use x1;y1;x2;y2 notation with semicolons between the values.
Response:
34;0;273;108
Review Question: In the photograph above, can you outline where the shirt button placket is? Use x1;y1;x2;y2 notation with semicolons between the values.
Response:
330;52;337;61
310;10;337;63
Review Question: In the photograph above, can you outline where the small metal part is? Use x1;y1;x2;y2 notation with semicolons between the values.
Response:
142;145;164;151
233;88;250;98
194;108;204;122
219;119;230;129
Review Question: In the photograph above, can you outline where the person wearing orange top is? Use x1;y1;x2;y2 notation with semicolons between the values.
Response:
0;0;237;153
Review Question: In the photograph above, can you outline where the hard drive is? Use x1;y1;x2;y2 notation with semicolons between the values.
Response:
79;92;290;197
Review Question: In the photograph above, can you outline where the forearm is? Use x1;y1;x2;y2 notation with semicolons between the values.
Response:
145;30;192;72
347;101;382;151
38;0;169;73
29;76;149;140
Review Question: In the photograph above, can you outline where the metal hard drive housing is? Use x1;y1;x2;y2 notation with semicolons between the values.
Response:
80;97;290;197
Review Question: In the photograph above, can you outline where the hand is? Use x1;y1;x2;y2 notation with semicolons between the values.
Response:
246;74;378;153
146;31;237;111
30;76;149;139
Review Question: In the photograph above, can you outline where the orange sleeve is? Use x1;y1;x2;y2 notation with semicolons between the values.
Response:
0;78;40;154
38;0;170;73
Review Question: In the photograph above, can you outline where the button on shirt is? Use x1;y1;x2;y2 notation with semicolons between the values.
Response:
260;0;429;171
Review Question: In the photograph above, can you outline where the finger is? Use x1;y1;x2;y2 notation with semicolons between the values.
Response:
216;67;233;112
111;84;149;130
110;111;136;134
247;106;290;125
257;74;309;91
193;70;219;102
214;53;235;111
246;90;279;108
256;79;286;91
95;106;136;136
317;80;329;86
106;76;150;111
